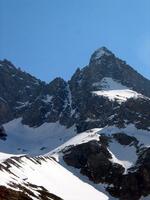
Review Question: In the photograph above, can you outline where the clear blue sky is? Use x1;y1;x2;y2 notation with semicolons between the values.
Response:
0;0;150;82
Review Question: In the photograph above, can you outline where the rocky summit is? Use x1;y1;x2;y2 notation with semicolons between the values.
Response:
0;47;150;200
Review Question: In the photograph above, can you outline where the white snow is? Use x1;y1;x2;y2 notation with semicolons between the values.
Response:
42;94;53;103
25;85;31;89
85;118;100;122
1;118;76;156
92;47;112;60
108;144;137;174
98;124;150;173
0;156;108;200
15;101;29;109
49;123;150;162
0;152;23;163
0;122;149;199
59;158;114;200
49;123;149;173
93;77;127;90
93;89;141;103
48;128;101;158
100;124;150;147
92;77;145;103
67;84;76;116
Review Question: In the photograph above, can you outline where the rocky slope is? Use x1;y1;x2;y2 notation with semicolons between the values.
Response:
0;155;108;200
0;47;150;199
49;126;150;200
0;47;150;131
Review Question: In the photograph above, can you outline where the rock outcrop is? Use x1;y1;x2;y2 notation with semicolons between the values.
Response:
0;47;150;130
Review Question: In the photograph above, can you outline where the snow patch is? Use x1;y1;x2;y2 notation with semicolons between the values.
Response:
1;118;76;156
42;95;53;104
0;152;23;163
48;128;101;158
92;47;112;60
93;77;144;103
108;146;136;174
99;124;150;147
15;101;29;109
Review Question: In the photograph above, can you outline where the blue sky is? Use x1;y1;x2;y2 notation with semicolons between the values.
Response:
0;0;150;82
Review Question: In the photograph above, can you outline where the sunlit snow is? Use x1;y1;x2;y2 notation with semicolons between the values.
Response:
93;77;145;103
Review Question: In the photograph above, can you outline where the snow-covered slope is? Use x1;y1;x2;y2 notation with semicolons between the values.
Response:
0;152;22;163
0;156;108;200
49;124;150;173
44;124;150;200
92;77;146;103
0;117;149;199
1;118;76;156
49;128;101;157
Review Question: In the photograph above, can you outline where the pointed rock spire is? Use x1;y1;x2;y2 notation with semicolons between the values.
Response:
90;46;114;63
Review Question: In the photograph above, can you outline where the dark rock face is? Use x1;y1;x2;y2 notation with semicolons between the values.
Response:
107;148;150;200
0;186;32;200
63;140;124;184
0;61;74;127
0;126;7;140
112;133;138;146
89;47;150;97
0;185;63;200
110;97;150;130
0;60;42;105
22;77;74;127
0;59;43;123
0;98;12;124
68;47;150;132
63;139;150;200
0;46;150;130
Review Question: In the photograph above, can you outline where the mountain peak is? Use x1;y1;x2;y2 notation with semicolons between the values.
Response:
90;46;114;63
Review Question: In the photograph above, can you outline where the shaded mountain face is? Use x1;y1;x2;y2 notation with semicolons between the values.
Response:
69;47;150;132
21;77;73;127
0;59;43;123
61;132;150;200
70;47;150;98
0;47;150;131
0;47;150;200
